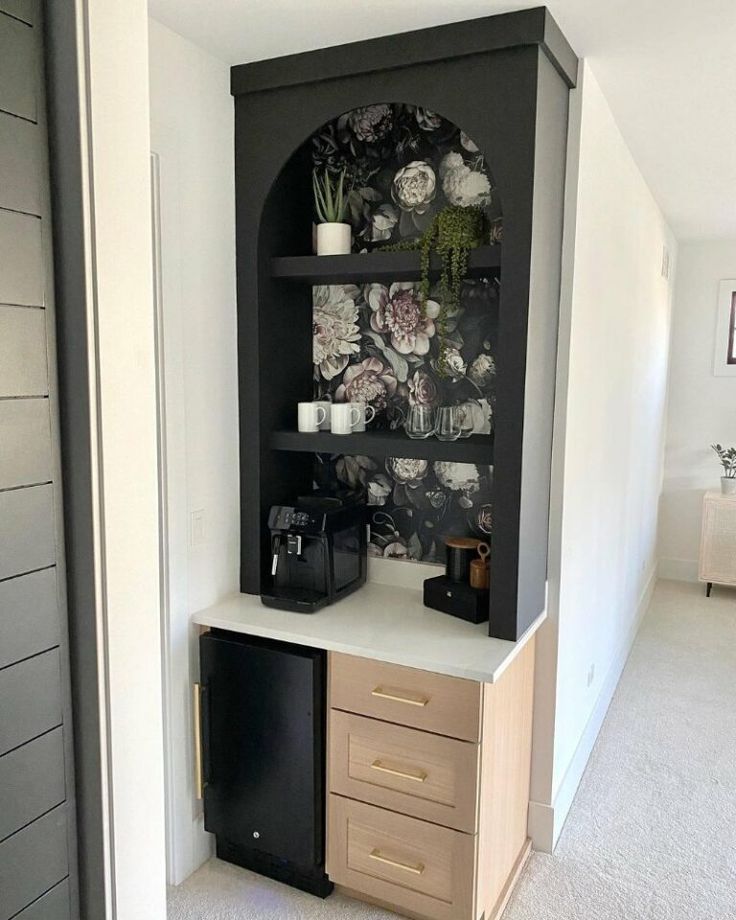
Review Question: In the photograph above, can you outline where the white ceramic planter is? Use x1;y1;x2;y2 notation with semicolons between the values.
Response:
721;476;736;495
316;222;351;255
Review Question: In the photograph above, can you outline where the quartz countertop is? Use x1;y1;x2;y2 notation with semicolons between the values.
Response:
192;581;545;683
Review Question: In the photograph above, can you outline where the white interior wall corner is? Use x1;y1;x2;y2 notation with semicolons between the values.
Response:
530;60;676;851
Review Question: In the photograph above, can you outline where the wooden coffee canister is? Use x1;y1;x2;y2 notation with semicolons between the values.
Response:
469;542;491;590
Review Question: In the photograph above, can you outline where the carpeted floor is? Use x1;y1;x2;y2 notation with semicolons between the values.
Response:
168;579;736;920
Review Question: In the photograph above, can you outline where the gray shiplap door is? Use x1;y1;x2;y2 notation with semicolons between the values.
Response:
0;2;78;918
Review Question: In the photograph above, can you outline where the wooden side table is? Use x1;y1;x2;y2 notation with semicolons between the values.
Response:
699;490;736;596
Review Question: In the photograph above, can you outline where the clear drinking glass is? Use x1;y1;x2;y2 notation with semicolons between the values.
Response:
456;402;476;439
404;405;435;439
435;406;462;441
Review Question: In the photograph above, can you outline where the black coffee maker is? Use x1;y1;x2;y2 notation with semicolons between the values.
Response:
261;494;367;613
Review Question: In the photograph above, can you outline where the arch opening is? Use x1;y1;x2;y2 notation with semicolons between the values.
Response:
273;102;504;563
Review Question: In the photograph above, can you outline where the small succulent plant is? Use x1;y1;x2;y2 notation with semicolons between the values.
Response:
312;167;350;223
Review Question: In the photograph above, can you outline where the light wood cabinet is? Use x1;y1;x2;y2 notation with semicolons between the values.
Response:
327;640;536;920
699;491;736;594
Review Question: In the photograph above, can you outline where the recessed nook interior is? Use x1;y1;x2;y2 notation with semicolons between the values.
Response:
275;103;502;566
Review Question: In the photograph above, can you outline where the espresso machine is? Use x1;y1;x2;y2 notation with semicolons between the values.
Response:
261;494;367;613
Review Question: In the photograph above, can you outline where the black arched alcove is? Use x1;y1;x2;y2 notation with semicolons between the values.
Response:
232;13;577;639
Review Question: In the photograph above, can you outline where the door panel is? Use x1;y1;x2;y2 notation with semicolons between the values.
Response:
15;880;70;920
0;805;68;920
201;632;325;867
0;649;62;756
0;11;36;121
0;568;59;670
0;398;52;490
0;728;65;841
0;484;56;579
0;112;41;214
0;210;44;305
0;306;48;396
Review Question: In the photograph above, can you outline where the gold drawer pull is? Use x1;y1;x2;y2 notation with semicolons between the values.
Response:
193;682;205;800
371;759;428;783
371;686;429;707
369;848;425;875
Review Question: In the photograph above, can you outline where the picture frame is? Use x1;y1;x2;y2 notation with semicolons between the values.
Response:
713;279;736;377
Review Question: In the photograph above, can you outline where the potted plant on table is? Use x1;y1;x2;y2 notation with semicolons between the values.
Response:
313;167;352;255
711;443;736;494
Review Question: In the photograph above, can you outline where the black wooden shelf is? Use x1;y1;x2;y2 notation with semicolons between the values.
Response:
271;429;494;464
270;246;502;284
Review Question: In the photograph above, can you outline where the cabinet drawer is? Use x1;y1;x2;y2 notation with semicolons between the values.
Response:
330;653;482;742
330;710;479;832
328;795;475;920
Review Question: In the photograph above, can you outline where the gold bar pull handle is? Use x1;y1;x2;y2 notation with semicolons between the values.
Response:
193;682;206;800
371;759;428;783
371;686;429;707
369;848;425;875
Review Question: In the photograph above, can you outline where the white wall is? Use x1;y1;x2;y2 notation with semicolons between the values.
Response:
148;18;239;885
530;61;676;851
659;240;736;579
72;1;169;916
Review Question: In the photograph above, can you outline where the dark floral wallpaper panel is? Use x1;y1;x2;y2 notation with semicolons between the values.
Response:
311;103;500;563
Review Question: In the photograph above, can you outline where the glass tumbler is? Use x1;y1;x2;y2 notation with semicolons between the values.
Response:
456;402;476;439
435;406;462;441
405;405;435;439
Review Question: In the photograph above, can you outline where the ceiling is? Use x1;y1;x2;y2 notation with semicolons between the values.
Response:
148;0;736;240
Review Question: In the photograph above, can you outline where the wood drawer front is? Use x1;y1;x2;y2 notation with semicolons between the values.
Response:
328;795;475;920
330;653;482;742
330;710;479;832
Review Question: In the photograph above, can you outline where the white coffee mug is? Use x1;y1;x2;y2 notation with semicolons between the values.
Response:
313;400;331;431
350;402;376;432
298;401;326;433
330;403;360;434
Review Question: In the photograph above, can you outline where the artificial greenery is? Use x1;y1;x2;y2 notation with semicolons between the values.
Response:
383;205;487;375
312;167;350;223
711;443;736;478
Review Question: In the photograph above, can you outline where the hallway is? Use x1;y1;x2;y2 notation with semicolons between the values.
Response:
168;580;736;920
504;579;736;920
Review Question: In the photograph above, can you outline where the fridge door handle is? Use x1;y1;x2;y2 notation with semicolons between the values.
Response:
193;682;208;799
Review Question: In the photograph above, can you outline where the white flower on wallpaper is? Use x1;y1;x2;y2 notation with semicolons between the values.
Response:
312;284;361;380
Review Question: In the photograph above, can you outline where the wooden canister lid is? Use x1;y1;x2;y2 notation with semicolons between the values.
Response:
445;536;482;549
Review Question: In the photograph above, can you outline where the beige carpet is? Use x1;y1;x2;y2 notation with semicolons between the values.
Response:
168;579;736;920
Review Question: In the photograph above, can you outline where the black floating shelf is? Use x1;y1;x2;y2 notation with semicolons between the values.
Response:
270;245;501;284
271;429;493;464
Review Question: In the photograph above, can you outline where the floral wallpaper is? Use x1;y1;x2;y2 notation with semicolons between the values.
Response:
311;103;500;563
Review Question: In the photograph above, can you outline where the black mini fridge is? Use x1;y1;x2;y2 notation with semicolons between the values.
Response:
198;630;332;896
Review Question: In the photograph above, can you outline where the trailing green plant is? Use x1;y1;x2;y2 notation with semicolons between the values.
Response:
312;167;350;223
382;205;487;375
711;443;736;478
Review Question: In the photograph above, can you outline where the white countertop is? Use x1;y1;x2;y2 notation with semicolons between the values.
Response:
192;581;545;683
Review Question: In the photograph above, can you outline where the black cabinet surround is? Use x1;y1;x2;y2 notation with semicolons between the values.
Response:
232;7;577;640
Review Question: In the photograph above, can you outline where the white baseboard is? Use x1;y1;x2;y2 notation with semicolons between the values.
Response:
658;557;699;583
529;568;657;853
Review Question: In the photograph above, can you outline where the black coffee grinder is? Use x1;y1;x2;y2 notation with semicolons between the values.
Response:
423;537;490;624
261;494;367;613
